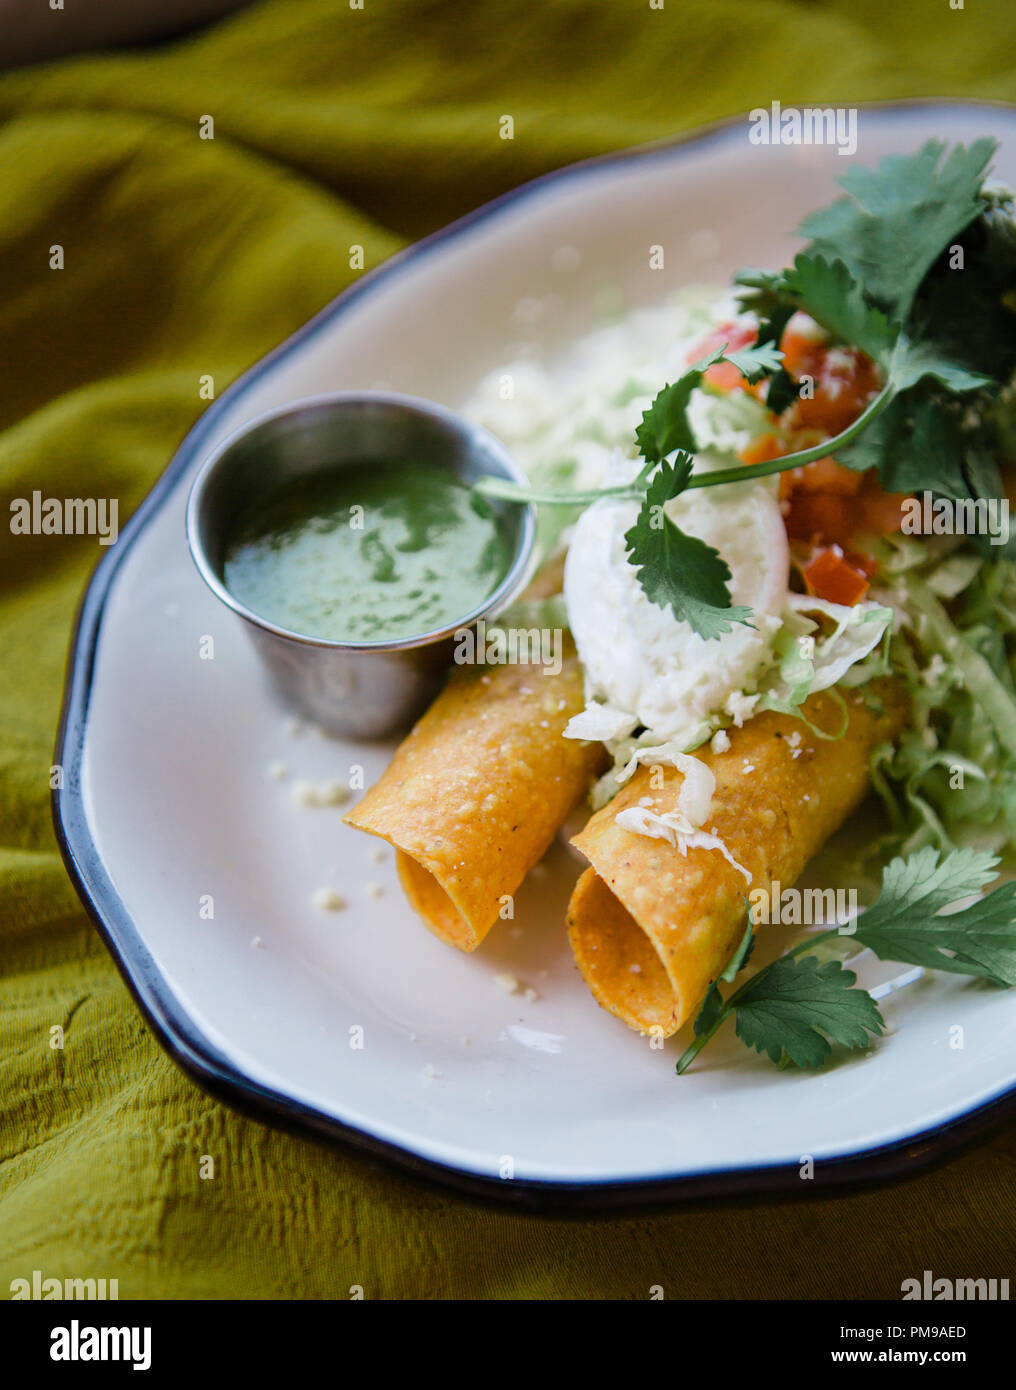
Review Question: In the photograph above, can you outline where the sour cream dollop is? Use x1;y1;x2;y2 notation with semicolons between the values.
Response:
563;464;789;750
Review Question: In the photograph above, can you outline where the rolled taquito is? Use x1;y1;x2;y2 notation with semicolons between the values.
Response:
566;683;907;1036
345;642;605;951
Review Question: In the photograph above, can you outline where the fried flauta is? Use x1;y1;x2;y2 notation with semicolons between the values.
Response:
567;683;907;1036
345;641;605;951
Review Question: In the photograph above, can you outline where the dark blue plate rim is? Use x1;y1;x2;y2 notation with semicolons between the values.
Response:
52;101;1016;1210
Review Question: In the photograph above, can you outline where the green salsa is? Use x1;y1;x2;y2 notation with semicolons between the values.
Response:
222;460;513;643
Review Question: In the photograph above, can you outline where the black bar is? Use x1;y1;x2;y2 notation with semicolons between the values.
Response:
1;1296;1009;1373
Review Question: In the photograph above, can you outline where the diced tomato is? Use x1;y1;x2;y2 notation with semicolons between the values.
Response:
784;468;908;550
787;455;865;496
787;343;883;436
696;310;907;554
784;490;854;547
691;315;881;426
780;319;829;375
687;320;758;393
802;546;871;606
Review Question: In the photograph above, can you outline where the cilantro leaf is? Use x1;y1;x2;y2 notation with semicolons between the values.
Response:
799;138;996;320
862;845;1000;918
635;376;703;463
722;341;784;382
757;304;796;351
847;847;1016;986
890;336;995;394
856;885;1016;987
835;390;970;497
763;368;803;416
909;194;1016;384
732;954;884;1069
734;267;793;327
783;253;896;365
635;349;726;464
677;849;1015;1077
739;255;991;429
624;455;755;640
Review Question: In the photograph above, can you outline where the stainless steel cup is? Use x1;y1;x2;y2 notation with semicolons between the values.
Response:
186;391;535;739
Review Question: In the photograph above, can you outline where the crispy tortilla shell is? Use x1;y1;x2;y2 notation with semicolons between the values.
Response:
567;683;907;1036
345;644;605;950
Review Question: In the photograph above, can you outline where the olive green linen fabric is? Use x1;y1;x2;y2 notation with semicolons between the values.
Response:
2;0;1014;1300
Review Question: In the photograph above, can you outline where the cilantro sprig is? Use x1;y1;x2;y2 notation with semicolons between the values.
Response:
623;452;755;639
797;137;996;322
675;849;1016;1075
474;139;1013;637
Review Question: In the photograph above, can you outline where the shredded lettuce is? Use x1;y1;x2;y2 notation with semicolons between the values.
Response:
869;537;1016;856
754;596;892;737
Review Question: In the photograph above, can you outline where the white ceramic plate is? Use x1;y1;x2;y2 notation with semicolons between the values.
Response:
56;102;1016;1205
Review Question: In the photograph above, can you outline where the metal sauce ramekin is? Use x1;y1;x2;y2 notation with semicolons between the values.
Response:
186;391;535;739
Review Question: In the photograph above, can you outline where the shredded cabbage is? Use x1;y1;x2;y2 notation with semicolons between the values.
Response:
869;537;1016;856
614;805;752;881
760;596;893;705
